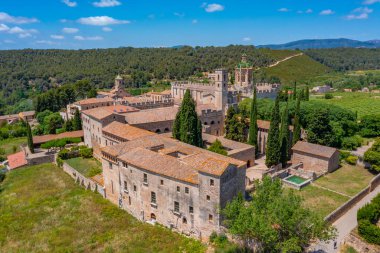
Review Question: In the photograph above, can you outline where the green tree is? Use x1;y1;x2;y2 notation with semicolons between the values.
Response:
225;114;246;142
265;97;281;167
26;121;34;154
280;103;290;167
292;95;302;146
305;86;310;101
292;81;297;100
172;89;203;147
43;113;64;134
73;109;82;131
208;139;227;156
307;108;334;146
248;87;258;157
223;176;336;252
225;106;236;136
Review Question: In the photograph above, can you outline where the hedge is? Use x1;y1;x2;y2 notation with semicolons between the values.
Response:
357;193;380;245
41;137;82;149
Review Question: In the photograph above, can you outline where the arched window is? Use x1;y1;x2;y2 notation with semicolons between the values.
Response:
151;213;156;220
155;129;161;133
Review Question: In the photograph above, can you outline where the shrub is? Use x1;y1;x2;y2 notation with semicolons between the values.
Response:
0;156;6;162
342;135;363;150
0;171;5;183
345;155;358;165
339;150;350;161
79;148;93;158
358;220;380;245
357;193;380;245
324;93;334;99
357;203;380;223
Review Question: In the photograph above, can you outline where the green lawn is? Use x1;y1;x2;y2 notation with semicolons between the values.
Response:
258;54;332;85
311;92;380;118
0;164;205;252
313;164;375;197
0;137;26;156
66;157;102;177
294;185;350;218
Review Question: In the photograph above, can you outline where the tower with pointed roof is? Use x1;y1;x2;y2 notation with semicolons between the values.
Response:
234;54;254;87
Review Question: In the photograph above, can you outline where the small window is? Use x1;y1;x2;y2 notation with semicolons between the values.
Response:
209;214;213;222
109;162;112;169
189;206;193;214
160;179;164;185
143;173;148;184
151;192;156;204
210;179;214;186
124;181;128;191
182;217;187;224
177;186;180;192
185;187;189;194
174;201;180;213
133;185;137;191
207;195;210;201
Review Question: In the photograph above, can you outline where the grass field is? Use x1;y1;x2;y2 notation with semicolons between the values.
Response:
0;164;205;252
66;157;102;177
313;164;375;197
0;137;26;156
258;54;332;85
311;92;380;118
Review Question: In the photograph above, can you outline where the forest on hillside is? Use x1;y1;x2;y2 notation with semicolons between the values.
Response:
305;48;380;71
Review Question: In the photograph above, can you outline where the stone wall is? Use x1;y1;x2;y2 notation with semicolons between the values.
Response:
62;162;105;197
343;232;380;253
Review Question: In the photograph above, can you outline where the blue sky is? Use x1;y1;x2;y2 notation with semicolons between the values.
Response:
0;0;380;49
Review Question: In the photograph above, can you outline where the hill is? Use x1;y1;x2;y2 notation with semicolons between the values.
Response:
0;164;205;252
257;38;380;50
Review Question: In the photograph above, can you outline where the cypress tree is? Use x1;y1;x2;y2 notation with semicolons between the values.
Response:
248;87;258;157
172;89;203;147
292;81;297;100
265;96;281;167
305;86;310;101
26;121;34;154
292;95;302;146
280;103;289;167
73;109;82;130
225;106;236;135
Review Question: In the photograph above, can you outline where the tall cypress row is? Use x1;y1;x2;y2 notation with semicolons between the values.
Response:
305;86;309;101
265;96;281;167
280;103;289;167
292;94;302;146
26;121;34;154
172;89;203;147
292;81;297;101
248;87;258;156
73;109;82;130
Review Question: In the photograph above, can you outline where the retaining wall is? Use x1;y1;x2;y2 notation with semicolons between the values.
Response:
62;162;105;197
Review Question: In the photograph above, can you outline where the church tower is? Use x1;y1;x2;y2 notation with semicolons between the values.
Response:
214;69;228;114
235;54;253;87
115;75;124;89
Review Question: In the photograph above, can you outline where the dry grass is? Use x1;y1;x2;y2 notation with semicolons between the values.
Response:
0;164;205;252
0;137;26;156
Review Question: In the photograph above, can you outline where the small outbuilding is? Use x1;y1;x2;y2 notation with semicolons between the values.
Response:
291;141;340;175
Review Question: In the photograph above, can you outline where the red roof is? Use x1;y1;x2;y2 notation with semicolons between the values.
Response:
33;130;84;145
7;151;27;170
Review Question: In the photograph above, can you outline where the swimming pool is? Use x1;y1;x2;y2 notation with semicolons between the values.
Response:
285;175;307;185
282;175;311;190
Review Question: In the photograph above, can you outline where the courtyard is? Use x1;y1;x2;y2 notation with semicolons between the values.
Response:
65;157;102;178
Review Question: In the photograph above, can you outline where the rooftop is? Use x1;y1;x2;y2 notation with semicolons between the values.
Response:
292;141;338;159
125;106;178;124
74;97;113;106
82;105;139;120
102;121;155;141
7;151;27;170
33;130;84;145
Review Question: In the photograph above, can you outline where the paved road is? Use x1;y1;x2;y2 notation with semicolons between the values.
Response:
311;185;380;253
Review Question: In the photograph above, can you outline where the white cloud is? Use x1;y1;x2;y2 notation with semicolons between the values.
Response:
346;7;373;20
174;12;185;18
306;9;313;14
202;3;224;13
62;27;79;33
0;12;38;24
363;0;380;4
0;24;9;32
6;26;37;38
74;35;103;41
278;8;290;12
192;19;198;24
62;0;77;7
77;16;130;26
36;40;57;45
102;27;112;32
243;37;251;42
93;0;121;7
320;9;335;15
51;35;65;39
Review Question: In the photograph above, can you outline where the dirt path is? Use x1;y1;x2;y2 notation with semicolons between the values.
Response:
256;52;304;71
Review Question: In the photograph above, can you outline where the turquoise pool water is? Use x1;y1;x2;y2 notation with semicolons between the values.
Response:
285;175;307;185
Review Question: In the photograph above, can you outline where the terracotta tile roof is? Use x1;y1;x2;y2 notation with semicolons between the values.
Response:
82;105;139;120
125;106;178;124
91;173;104;186
101;134;246;183
7;151;27;170
102;122;155;141
75;97;113;106
33;130;84;145
0;114;19;120
196;103;218;113
118;147;199;184
292;141;338;159
257;119;294;131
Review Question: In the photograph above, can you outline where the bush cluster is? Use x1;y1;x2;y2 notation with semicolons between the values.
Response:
364;138;380;172
357;194;380;245
41;137;82;149
342;135;363;151
345;155;358;165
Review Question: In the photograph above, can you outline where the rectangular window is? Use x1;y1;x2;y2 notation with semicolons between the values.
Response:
143;173;148;184
133;185;137;192
124;181;128;192
207;195;210;201
209;214;213;222
174;201;180;213
189;206;193;214
151;192;156;204
210;179;214;186
185;187;189;194
109;162;112;169
177;186;180;192
160;179;164;185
